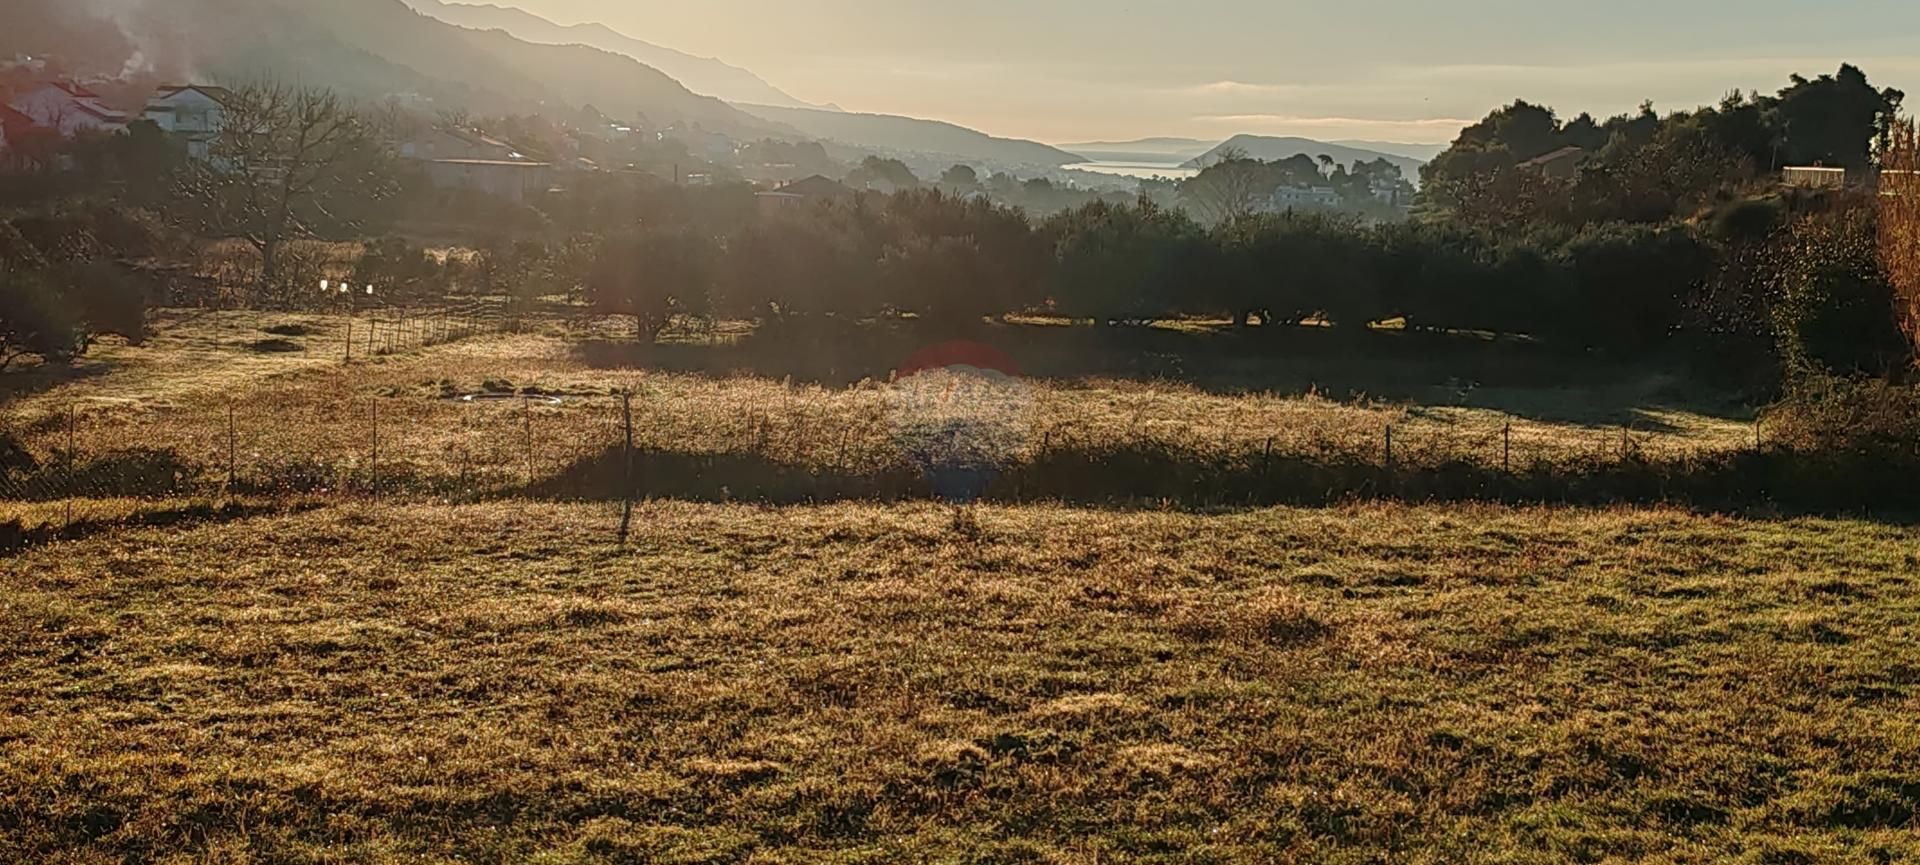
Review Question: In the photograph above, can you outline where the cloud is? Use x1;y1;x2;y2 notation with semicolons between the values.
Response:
1175;81;1317;99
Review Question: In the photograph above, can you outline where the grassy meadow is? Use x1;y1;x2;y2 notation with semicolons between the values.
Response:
3;308;1914;863
0;309;1761;503
3;501;1919;863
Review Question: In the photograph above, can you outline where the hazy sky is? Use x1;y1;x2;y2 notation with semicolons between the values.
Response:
500;0;1920;145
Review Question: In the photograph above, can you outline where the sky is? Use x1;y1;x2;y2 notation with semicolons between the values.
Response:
498;0;1920;146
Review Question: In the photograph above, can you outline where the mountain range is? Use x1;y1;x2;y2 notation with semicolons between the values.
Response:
399;0;823;110
6;0;782;138
737;104;1084;168
400;0;1083;168
6;0;1445;177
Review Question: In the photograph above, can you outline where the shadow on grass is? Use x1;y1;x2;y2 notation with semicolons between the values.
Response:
0;500;325;554
573;319;1758;428
0;360;114;407
530;439;1920;519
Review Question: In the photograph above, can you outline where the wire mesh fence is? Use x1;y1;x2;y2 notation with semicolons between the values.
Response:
0;378;1775;517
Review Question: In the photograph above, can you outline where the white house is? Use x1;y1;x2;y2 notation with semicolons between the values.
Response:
7;82;127;136
142;84;232;161
1270;185;1341;210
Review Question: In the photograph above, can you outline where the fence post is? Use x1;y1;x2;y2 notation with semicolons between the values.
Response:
1503;422;1511;473
619;392;634;542
344;321;353;363
370;400;379;501
226;404;236;492
367;319;377;356
1384;424;1394;494
524;396;535;490
65;405;76;528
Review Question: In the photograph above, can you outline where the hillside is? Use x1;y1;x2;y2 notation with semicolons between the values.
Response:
739;103;1083;167
3;0;782;138
1185;135;1428;177
402;0;819;110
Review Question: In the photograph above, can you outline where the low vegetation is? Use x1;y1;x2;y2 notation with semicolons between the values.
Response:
4;501;1918;863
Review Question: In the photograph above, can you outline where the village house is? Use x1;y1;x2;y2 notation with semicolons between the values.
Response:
141;84;233;161
420;158;556;204
400;127;527;162
399;127;559;203
1269;184;1341;211
7;81;127;137
754;174;851;216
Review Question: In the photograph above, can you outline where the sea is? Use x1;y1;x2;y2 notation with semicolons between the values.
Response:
1060;160;1199;180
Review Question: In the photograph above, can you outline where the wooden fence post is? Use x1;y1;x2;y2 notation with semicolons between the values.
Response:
344;321;352;363
370;400;379;500
1384;424;1395;493
65;405;76;528
524;396;535;490
619;392;634;542
1503;422;1511;473
226;404;236;492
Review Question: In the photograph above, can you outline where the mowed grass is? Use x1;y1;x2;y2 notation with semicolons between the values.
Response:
0;311;1757;499
3;501;1918;863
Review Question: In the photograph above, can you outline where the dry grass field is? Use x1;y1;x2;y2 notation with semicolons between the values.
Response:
3;501;1918;863
0;310;1760;501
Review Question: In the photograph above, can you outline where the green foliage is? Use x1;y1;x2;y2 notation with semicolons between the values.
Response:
845;156;919;191
1045;199;1208;322
1423;64;1903;230
587;229;715;338
1762;207;1908;376
0;268;85;369
351;237;449;302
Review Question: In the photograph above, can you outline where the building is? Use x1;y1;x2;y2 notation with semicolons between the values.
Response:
401;127;527;163
1515;145;1587;179
1783;166;1848;189
6;81;127;136
401;126;559;202
141;84;233;161
0;103;54;168
420;158;554;204
754;174;851;216
1270;185;1341;210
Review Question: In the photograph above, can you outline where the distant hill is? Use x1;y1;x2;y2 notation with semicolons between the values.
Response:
1060;137;1219;162
739;104;1084;168
1328;139;1450;162
1185;135;1428;178
401;0;820;110
4;0;782;138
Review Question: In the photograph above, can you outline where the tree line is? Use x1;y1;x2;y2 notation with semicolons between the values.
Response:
2;69;1914;386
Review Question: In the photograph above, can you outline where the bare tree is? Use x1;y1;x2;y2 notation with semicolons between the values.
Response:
1881;117;1920;366
178;82;396;303
1179;146;1268;225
